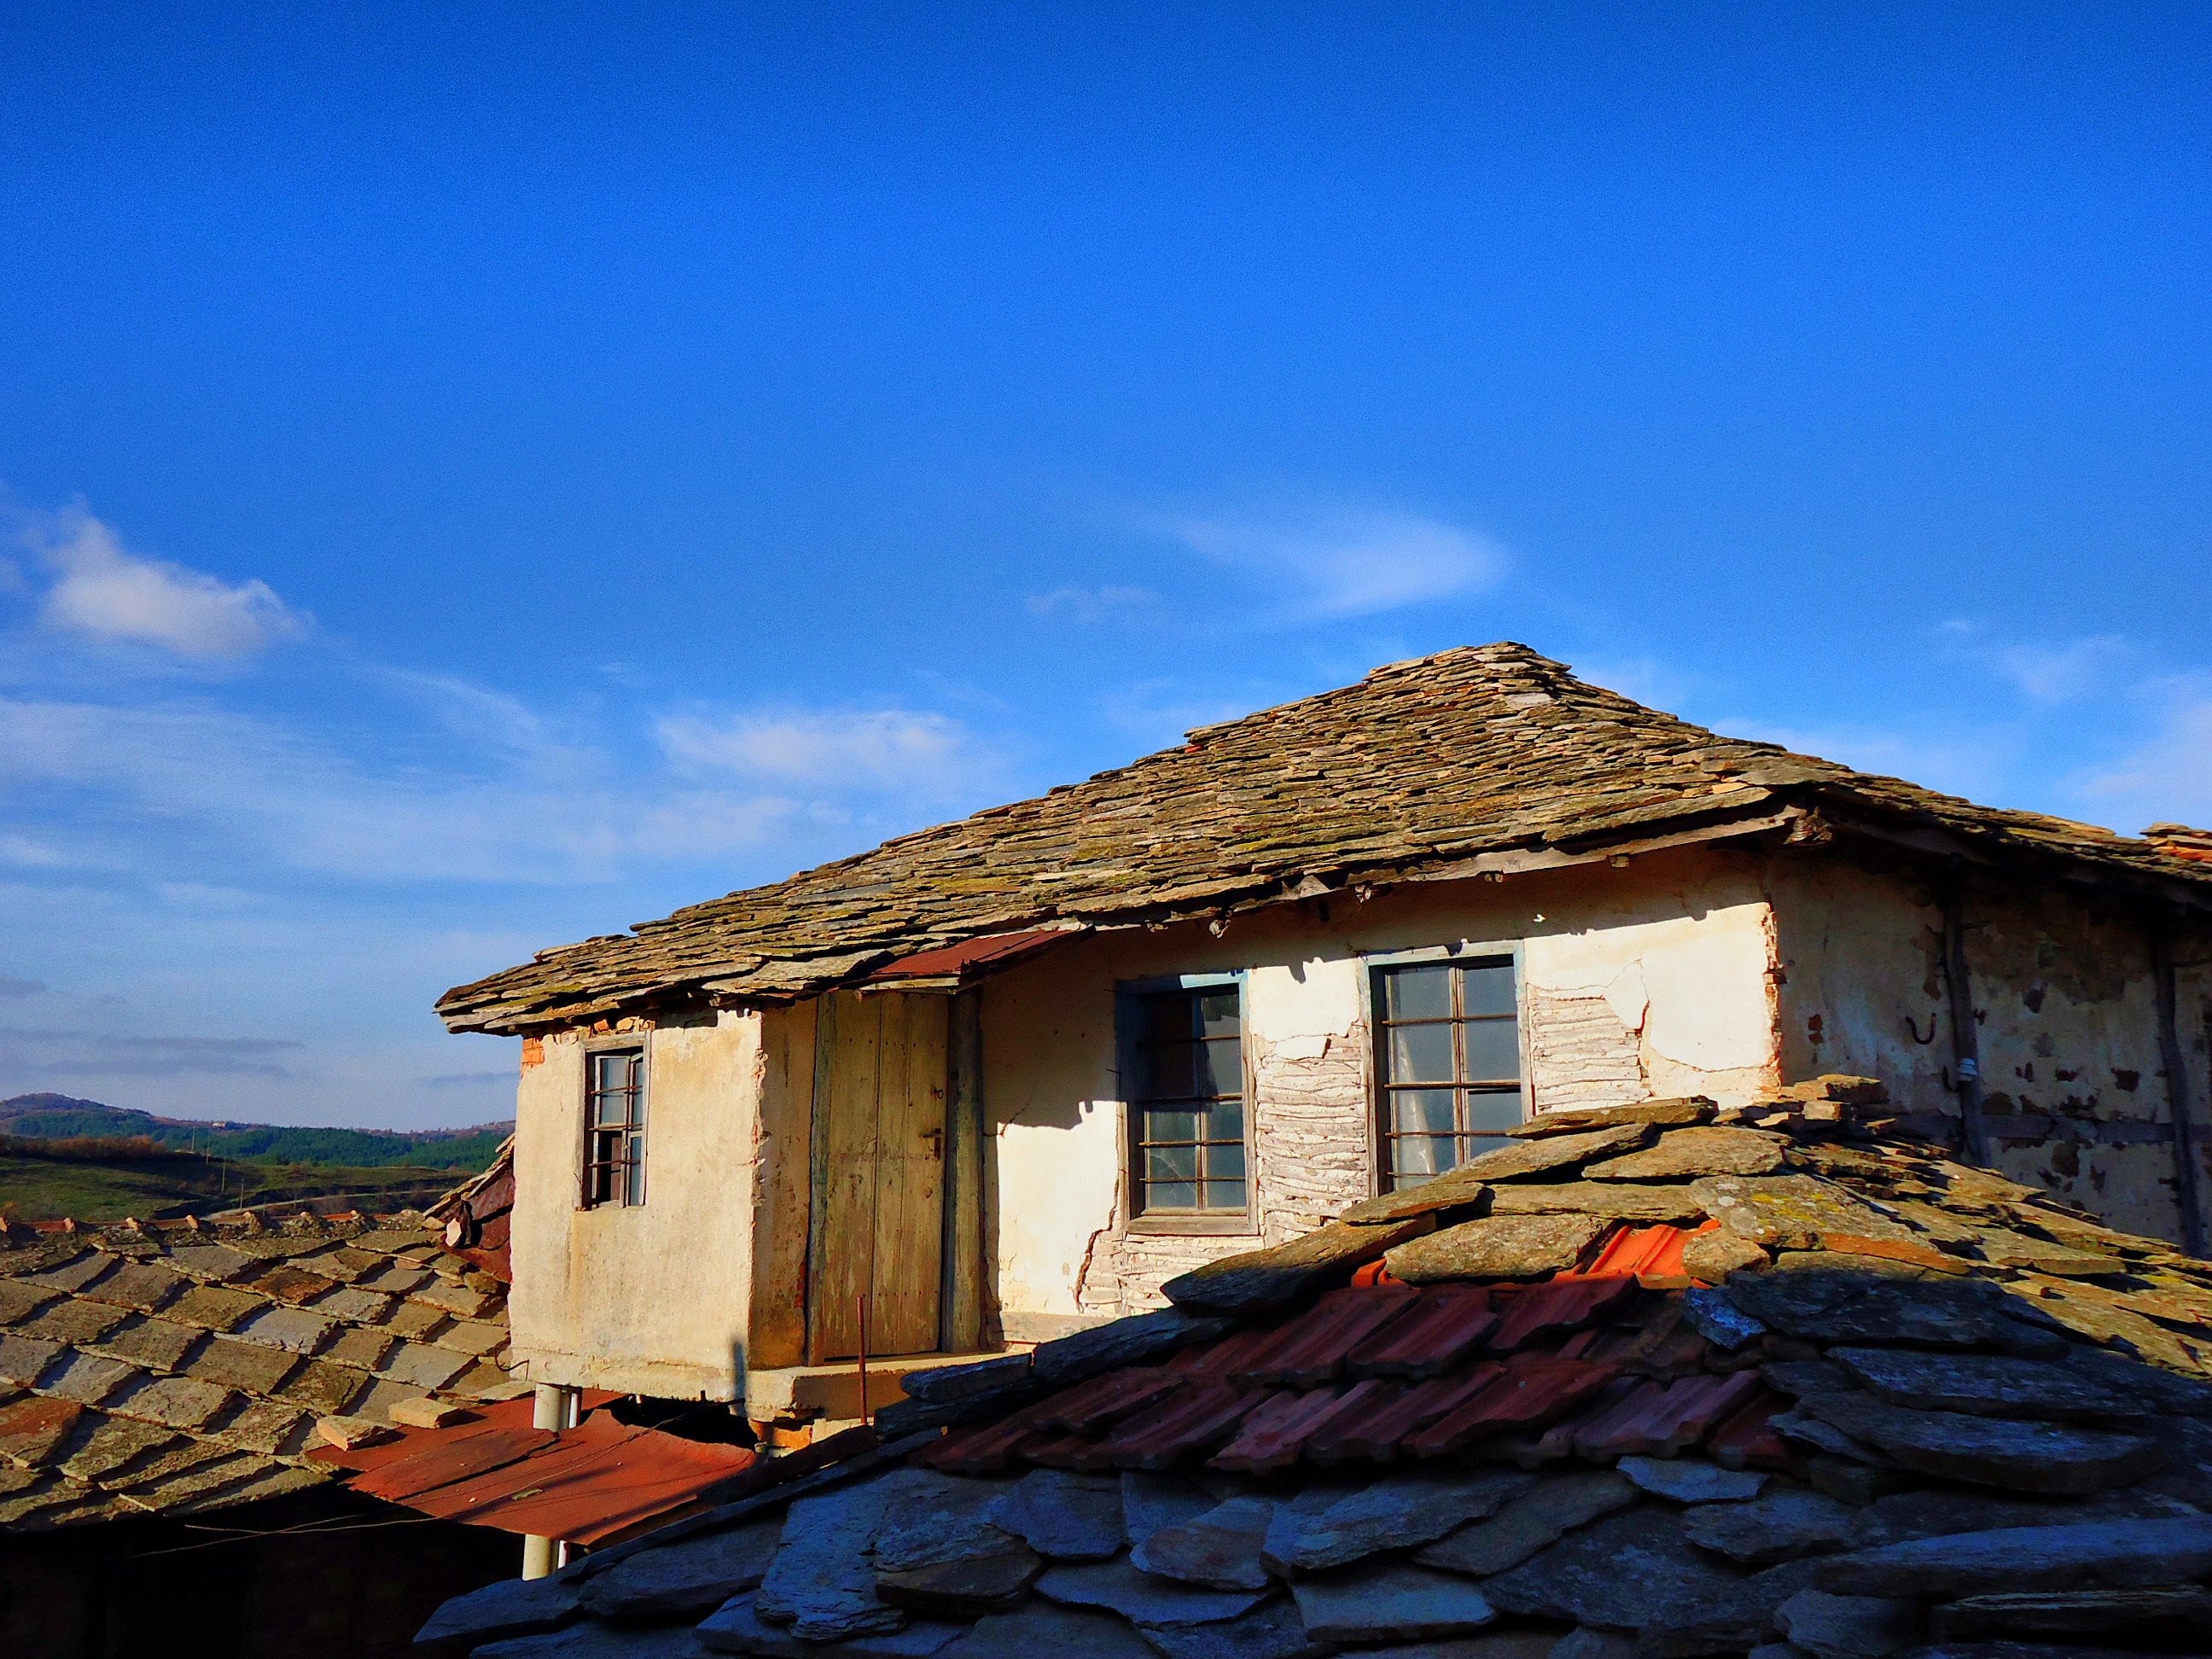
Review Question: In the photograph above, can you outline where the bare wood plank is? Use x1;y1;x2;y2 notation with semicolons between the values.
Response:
871;995;946;1355
811;992;884;1362
940;987;987;1353
753;998;817;1370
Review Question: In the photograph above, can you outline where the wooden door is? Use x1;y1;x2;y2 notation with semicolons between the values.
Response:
807;992;948;1361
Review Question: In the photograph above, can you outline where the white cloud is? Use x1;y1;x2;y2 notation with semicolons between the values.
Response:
19;504;310;659
0;693;806;884
655;707;1005;798
1716;715;2030;807
1992;634;2133;705
1098;678;1278;747
2072;673;2212;830
1026;585;1160;623
1164;508;1506;624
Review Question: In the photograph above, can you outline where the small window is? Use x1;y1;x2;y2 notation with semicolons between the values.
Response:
1375;958;1522;1190
1125;984;1248;1217
584;1048;646;1208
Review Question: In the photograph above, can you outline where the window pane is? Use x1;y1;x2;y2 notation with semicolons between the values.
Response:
1387;1022;1455;1084
1146;992;1196;1045
1206;1099;1244;1143
1196;988;1240;1039
1148;1144;1200;1181
1147;1179;1198;1210
1206;1141;1246;1182
1463;1020;1521;1083
1143;1108;1197;1144
1382;964;1452;1022
1464;1089;1525;1134
1204;1179;1246;1211
1392;1088;1458;1135
1390;1135;1454;1183
1194;1036;1240;1097
1460;963;1516;1018
1143;1040;1197;1101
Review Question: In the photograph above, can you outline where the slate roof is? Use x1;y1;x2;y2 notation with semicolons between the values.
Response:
416;1078;2212;1659
0;1205;516;1532
436;643;2212;1035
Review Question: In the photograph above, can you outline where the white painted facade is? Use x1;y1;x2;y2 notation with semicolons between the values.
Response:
495;841;2212;1406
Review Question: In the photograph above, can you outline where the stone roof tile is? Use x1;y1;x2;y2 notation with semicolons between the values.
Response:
437;644;2212;1033
0;1213;508;1533
438;1082;2212;1659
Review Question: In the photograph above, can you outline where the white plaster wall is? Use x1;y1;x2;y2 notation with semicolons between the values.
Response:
982;846;1785;1326
1770;857;2197;1242
506;1010;764;1400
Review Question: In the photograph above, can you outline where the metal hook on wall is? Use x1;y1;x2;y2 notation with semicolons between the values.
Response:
1904;1013;1937;1046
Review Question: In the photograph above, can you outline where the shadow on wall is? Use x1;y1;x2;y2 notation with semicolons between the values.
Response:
0;1485;516;1659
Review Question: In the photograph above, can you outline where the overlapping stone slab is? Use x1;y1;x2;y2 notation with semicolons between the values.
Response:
1413;1469;1636;1576
983;1468;1122;1560
1384;1215;1608;1283
1796;1392;2160;1493
1481;1505;1745;1631
753;1477;910;1641
578;1516;781;1621
1266;1466;1534;1573
1289;1562;1498;1644
1815;1516;2212;1598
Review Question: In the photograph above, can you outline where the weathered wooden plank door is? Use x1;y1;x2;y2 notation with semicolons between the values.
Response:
807;992;948;1362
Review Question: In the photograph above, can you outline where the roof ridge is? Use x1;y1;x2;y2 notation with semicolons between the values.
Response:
439;644;2212;1032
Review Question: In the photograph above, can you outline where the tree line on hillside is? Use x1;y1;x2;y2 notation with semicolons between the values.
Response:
0;1095;509;1172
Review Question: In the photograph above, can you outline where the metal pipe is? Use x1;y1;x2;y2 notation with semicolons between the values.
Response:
521;1383;577;1579
1941;870;1991;1168
856;1295;870;1426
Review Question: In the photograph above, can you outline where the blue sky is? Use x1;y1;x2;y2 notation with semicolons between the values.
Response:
2;3;2209;1127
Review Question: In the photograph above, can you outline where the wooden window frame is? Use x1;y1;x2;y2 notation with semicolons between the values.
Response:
581;1041;648;1209
1366;944;1528;1193
1116;972;1256;1237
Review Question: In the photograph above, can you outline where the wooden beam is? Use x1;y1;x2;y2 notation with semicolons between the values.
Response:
2151;925;2209;1259
1941;871;1991;1169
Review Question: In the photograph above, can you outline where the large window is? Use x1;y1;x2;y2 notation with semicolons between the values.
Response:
1375;958;1522;1190
1124;983;1249;1218
584;1048;647;1208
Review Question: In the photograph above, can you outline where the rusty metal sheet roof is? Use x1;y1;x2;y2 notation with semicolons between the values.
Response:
863;928;1076;984
366;1413;757;1545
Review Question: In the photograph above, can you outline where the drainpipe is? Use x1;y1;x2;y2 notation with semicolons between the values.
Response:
2151;923;2209;1260
521;1383;579;1579
1941;870;1991;1168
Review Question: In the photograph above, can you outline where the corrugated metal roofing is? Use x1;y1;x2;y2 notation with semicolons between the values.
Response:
320;1394;756;1546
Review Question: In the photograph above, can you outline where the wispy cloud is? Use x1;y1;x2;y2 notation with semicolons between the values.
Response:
2073;672;2212;830
0;975;47;998
1026;585;1160;623
422;1070;511;1088
1992;634;2133;705
655;707;1009;799
1161;508;1507;624
0;1027;304;1079
0;694;813;884
15;504;311;659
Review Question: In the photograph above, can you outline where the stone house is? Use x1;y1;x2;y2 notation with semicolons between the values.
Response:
435;643;2212;1422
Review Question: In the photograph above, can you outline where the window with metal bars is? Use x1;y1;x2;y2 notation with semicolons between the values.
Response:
583;1048;646;1208
1123;983;1248;1217
1374;957;1523;1190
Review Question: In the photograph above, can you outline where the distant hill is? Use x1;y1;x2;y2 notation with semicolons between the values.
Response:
0;1094;511;1172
